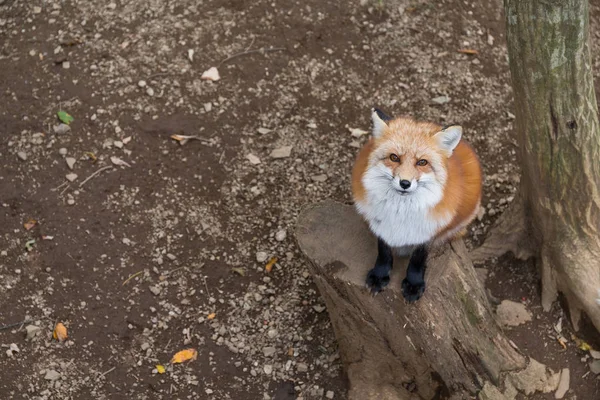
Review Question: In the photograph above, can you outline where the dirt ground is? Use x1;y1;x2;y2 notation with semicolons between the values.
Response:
1;0;599;399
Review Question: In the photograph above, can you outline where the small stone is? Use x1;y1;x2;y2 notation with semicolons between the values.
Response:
311;174;327;182
204;102;212;112
58;148;68;156
149;286;161;296
263;364;273;375
254;293;263;302
67;198;75;205
17;152;27;161
25;325;42;340
256;252;268;263
65;173;78;182
270;146;292;159
205;388;213;395
9;343;19;353
472;58;481;65
65;157;76;170
201;67;220;81
62;61;70;69
138;80;147;88
496;300;532;327
263;347;276;357
141;343;150;351
431;95;450;105
267;329;278;339
589;360;600;374
297;363;308;373
44;370;61;381
33;6;42;14
114;141;124;149
590;350;600;359
326;391;334;399
246;154;261;165
188;49;194;62
555;368;569;399
275;230;287;242
53;124;71;135
107;2;117;9
146;87;154;96
257;127;272;135
166;253;176;261
313;304;326;313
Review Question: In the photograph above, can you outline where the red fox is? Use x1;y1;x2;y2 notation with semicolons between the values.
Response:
351;109;482;302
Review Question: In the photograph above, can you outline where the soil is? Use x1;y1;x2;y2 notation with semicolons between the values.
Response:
0;0;599;399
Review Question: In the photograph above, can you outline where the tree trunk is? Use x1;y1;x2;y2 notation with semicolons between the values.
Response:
296;201;559;400
503;0;600;330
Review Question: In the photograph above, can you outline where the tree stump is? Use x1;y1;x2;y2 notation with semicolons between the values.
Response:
295;201;559;400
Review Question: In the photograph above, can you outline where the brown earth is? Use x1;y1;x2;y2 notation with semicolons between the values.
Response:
0;0;599;399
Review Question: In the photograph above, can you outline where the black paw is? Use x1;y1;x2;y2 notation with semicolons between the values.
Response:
401;278;425;303
365;268;390;295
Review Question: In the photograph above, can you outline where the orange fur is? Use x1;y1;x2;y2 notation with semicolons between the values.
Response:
351;117;482;243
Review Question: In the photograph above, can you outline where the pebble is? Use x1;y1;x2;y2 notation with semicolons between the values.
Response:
257;127;272;135
65;157;76;170
270;146;293;159
275;230;287;242
263;365;273;375
138;80;147;88
17;151;27;161
431;95;450;104
313;304;326;313
204;102;212;112
149;286;161;296
33;6;42;13
25;325;42;340
53;124;71;135
166;253;176;261
146;87;155;96
326;391;334;399
590;360;600;374
256;252;268;263
311;174;327;182
141;343;151;351
263;346;276;357
555;368;569;399
65;173;78;182
67;198;75;206
114;141;124;149
297;363;308;372
246;154;261;165
44;370;61;381
200;66;220;81
62;61;70;69
108;2;117;9
58;148;68;156
267;329;278;339
9;343;19;353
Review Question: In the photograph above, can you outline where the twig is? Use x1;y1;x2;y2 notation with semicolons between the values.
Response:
147;72;176;81
60;184;71;196
203;276;211;297
218;47;286;67
0;317;46;331
244;37;256;52
98;366;116;379
51;181;69;192
122;271;144;286
79;166;113;187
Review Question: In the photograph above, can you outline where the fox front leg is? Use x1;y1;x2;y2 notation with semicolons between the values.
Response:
365;237;393;295
401;245;428;303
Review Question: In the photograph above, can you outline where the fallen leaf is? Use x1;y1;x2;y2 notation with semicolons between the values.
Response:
458;49;479;55
156;364;166;374
53;322;68;342
170;134;208;146
207;313;216;320
232;267;246;276
57;111;74;125
265;257;278;273
171;348;197;364
24;219;37;231
25;239;35;252
572;334;591;351
85;152;97;162
201;66;220;81
110;156;131;167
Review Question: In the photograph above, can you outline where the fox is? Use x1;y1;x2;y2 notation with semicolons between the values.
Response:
351;108;482;302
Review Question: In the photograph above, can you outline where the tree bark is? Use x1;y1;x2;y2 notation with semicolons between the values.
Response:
503;0;600;330
296;201;559;400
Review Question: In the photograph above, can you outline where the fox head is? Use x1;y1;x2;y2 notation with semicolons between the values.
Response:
363;108;462;208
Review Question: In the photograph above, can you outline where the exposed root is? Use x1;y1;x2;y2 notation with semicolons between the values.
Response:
470;193;533;264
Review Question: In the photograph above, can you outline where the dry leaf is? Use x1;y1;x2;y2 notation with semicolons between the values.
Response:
85;152;97;162
557;337;567;350
207;313;216;320
265;257;278;273
53;322;68;342
201;67;220;81
232;267;246;276
24;219;37;231
110;156;131;167
171;348;197;364
458;49;479;55
156;364;166;374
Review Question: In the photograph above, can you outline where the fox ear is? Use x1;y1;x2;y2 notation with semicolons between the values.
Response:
434;125;462;154
371;108;392;138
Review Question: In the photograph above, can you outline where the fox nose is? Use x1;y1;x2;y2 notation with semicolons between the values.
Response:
399;180;411;189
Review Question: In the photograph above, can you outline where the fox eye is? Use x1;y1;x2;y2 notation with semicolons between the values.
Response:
389;154;400;162
416;159;428;167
